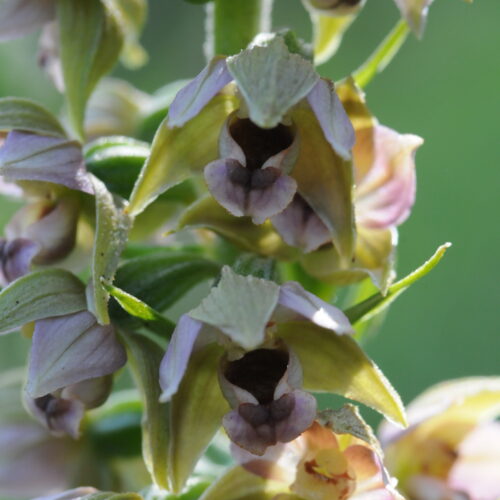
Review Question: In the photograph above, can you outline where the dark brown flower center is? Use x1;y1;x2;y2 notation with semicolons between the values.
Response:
225;348;289;404
230;119;293;171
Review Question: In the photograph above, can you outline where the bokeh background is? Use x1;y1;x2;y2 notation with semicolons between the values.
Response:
0;0;498;417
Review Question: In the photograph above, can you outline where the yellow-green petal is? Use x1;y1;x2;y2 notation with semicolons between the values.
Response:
278;321;407;427
128;93;237;216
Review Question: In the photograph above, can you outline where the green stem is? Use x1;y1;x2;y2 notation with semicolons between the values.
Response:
353;18;410;89
205;0;274;58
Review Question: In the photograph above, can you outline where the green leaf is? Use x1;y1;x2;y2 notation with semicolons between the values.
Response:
84;136;150;199
178;195;297;259
104;281;175;337
112;252;221;317
57;0;124;139
353;18;410;89
119;329;169;490
88;391;143;458
90;175;132;325
128;92;237;216
0;269;86;335
0;97;66;137
168;343;228;493
278;321;407;426
232;254;279;282
189;267;280;350
226;35;319;128
345;242;451;326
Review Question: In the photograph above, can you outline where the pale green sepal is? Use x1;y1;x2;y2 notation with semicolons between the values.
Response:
0;97;66;137
345;242;451;326
318;404;382;456
0;269;86;335
128;93;238;216
168;343;228;493
353;18;410;89
103;281;175;337
200;466;288;500
119;329;170;490
290;103;355;263
57;0;124;139
313;13;356;65
189;266;280;350
226;36;319;128
90;175;132;325
278;321;407;426
178;195;297;259
103;0;148;69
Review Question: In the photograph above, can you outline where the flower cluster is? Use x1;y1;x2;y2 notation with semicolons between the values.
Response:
0;1;491;500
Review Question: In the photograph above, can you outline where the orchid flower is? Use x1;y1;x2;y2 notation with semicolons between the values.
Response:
129;34;357;262
24;311;127;437
158;266;406;492
289;79;422;291
0;129;93;285
202;405;403;500
379;377;500;500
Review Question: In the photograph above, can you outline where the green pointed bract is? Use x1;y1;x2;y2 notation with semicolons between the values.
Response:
277;321;407;427
90;176;132;325
168;343;228;493
189;267;280;350
128;93;238;216
345;242;451;326
312;13;357;65
0;97;66;137
226;36;319;128
103;281;175;337
0;269;86;335
57;0;124;139
290;101;355;263
119;329;170;490
178;195;297;259
200;466;288;500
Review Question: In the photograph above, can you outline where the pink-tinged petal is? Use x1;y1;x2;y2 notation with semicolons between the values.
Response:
159;314;203;402
272;195;331;253
26;311;126;397
25;393;85;439
168;57;233;128
274;390;317;443
354;125;423;230
0;422;79;497
0;131;93;194
307;78;355;161
33;487;98;500
204;159;297;224
448;422;500;500
223;409;277;456
7;197;79;265
276;280;354;334
352;487;401;500
406;476;469;500
204;159;247;218
61;376;113;410
0;237;40;285
0;0;55;42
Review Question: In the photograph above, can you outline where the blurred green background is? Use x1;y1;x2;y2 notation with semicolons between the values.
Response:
0;0;498;412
